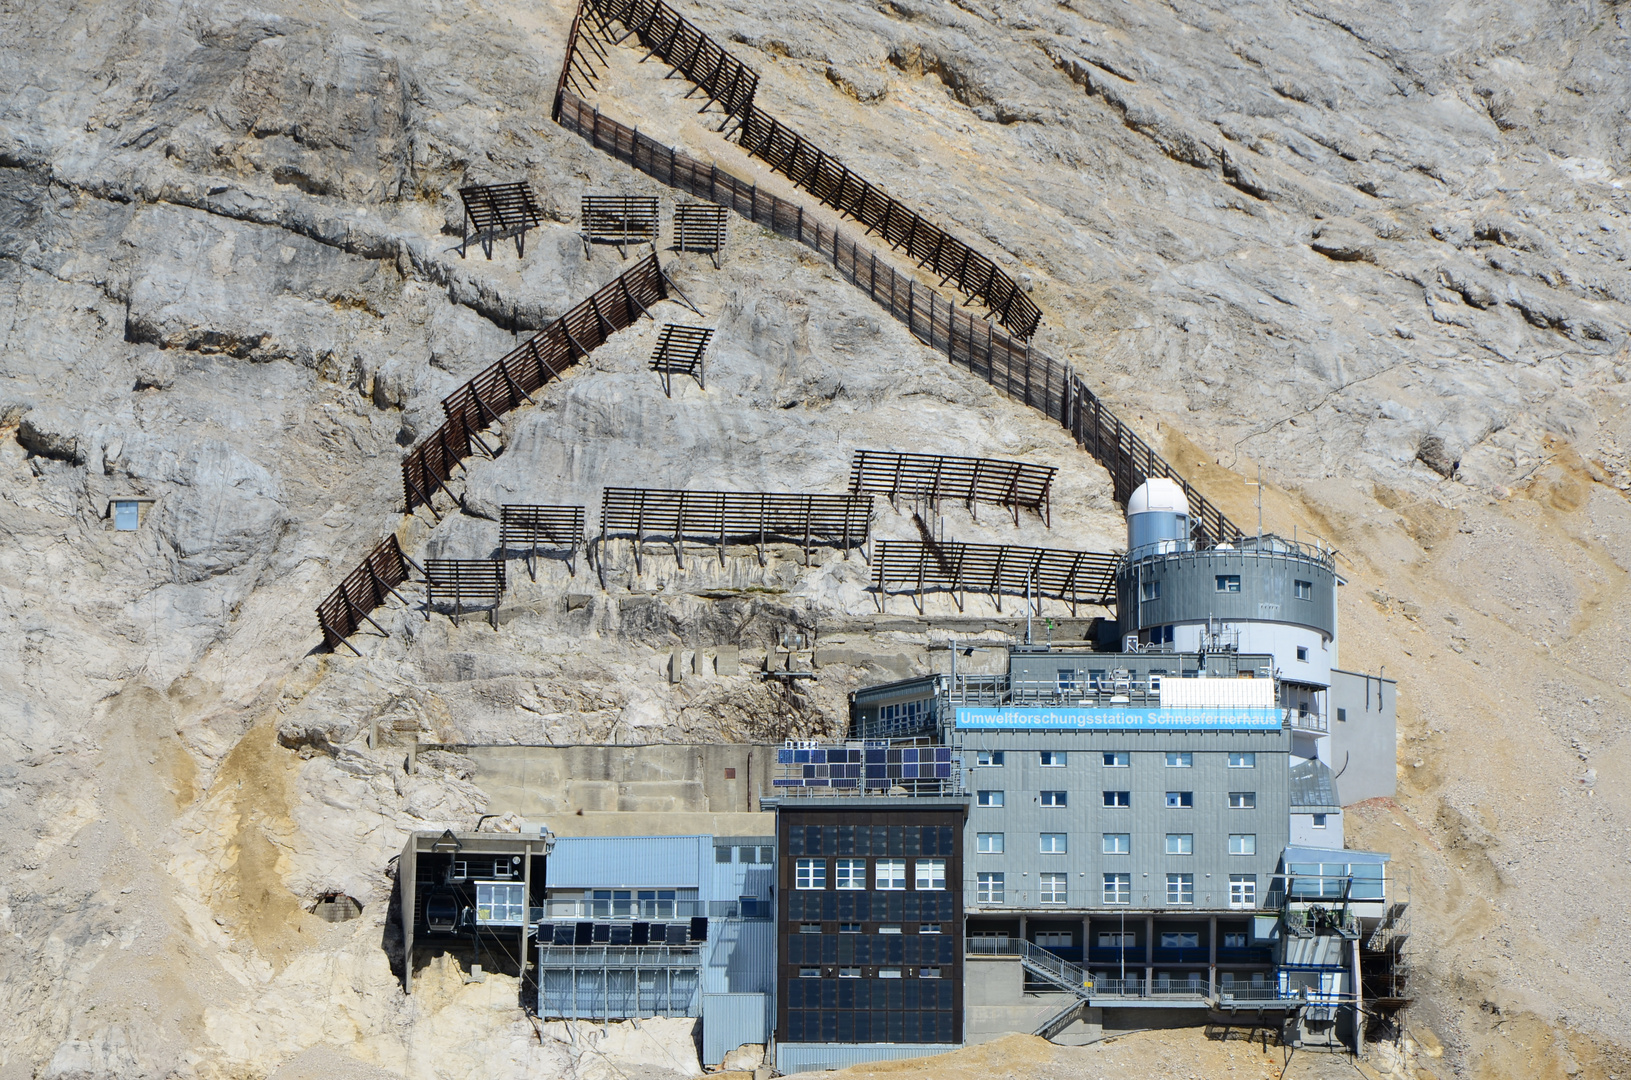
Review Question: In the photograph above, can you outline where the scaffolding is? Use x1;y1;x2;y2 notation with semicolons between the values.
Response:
536;944;702;1020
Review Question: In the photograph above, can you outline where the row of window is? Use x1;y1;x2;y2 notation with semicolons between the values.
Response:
997;930;1254;949
975;832;1258;855
799;967;940;978
975;751;1258;768
976;790;1257;809
795;858;946;891
1139;575;1314;598
975;872;1258;908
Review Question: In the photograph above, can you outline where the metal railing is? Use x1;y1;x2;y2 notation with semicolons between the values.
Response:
536;944;702;967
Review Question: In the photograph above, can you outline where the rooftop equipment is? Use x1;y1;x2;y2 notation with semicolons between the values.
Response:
1127;477;1192;558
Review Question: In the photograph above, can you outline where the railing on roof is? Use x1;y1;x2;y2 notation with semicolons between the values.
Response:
552;94;1248;548
848;449;1057;526
1119;534;1337;575
872;539;1117;616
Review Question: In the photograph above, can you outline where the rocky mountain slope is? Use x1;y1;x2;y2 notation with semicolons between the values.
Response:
2;0;1630;1077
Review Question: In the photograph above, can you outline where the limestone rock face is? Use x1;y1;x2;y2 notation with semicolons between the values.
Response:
2;0;1631;1076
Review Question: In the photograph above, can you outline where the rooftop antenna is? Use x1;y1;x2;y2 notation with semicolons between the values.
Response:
1025;571;1034;646
1245;465;1263;541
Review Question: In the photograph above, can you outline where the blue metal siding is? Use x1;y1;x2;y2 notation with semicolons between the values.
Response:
545;836;709;889
701;993;770;1066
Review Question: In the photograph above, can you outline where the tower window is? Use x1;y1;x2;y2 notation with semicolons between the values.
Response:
1294;579;1313;600
1216;575;1241;593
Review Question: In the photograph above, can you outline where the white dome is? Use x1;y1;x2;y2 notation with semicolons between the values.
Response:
1127;478;1191;517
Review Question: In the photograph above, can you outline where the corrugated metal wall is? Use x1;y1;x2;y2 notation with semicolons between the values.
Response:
776;1042;961;1073
546;835;709;888
701;993;769;1066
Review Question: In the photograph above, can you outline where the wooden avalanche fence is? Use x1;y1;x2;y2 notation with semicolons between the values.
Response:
596;487;874;582
555;94;1244;547
872;539;1118;615
316;535;418;654
403;253;670;514
848;449;1056;526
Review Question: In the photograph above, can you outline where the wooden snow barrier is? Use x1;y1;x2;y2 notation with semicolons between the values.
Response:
581;194;660;257
316;535;422;655
594;487;874;585
871;539;1118;615
848;449;1057;526
458;182;545;260
592;0;760;121
500;505;587;579
648;324;714;395
552;96;1246;548
673;202;728;266
402;252;682;515
424;560;506;627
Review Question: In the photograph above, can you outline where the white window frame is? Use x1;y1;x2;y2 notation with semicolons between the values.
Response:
1103;790;1130;808
1165;833;1193;855
1040;750;1067;767
976;749;1004;767
1098;931;1136;948
915;858;946;891
1216;574;1241;593
1229;791;1257;809
977;832;1004;854
835;858;866;890
1228;752;1256;768
1165;790;1194;808
1039;873;1068;905
1102;751;1129;767
1165;751;1193;768
795;858;826;890
1040;790;1067;807
1229;833;1257;856
1166;873;1195;906
475;882;526;926
1294;579;1313;600
1103;832;1131;855
977;872;1005;904
977;790;1004;807
878;968;902;979
875;859;907;891
1103;873;1131;905
1229;875;1257;909
1039;833;1068;855
1312;814;1328;828
1160;931;1200;948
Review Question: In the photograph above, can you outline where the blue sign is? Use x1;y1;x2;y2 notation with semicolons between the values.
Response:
955;706;1280;731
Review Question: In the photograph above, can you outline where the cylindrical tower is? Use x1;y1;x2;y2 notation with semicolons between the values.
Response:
1126;477;1192;558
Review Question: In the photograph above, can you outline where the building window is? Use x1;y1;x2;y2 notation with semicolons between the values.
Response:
1141;579;1160;601
879;925;902;935
835;858;866;890
978;790;1004;807
875;860;907;890
1229;792;1257;809
1230;833;1257;855
1312;814;1328;829
1098;931;1135;948
1165;833;1193;855
1165;791;1194;808
840;923;862;934
1296;646;1309;661
1103;873;1131;905
1056;669;1078;691
977;832;1004;854
919;924;942;934
977;750;1004;767
1165;751;1192;768
1229;875;1257;909
978;873;1005;904
839;968;861;979
799;923;821;934
1040;790;1067;807
1337;708;1348;723
1294;579;1312;600
1039;833;1068;854
800;967;820;978
916;859;947;890
715;845;734;863
1102;751;1129;767
1161;932;1200;948
795;859;826;890
1216;574;1241;593
1224;932;1248;949
1040;750;1067;767
1103;790;1130;808
920;967;942;978
878;968;902;978
1039;873;1068;905
1103;832;1131;854
113;500;143;531
1036;931;1074;948
475;882;526;926
1166;873;1194;905
1229;752;1256;768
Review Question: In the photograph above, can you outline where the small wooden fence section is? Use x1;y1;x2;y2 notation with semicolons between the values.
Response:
459;183;545;259
674;202;728;266
595;487;874;583
316;535;420;654
424;560;506;627
582;195;660;256
849;449;1057;526
649;324;713;395
500;505;587;579
402;253;672;514
872;539;1118;615
553;95;1246;548
594;0;759;120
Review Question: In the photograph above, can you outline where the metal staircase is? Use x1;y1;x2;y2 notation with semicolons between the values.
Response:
1012;941;1095;1039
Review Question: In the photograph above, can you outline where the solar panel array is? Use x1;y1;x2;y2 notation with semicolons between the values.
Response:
773;744;954;788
